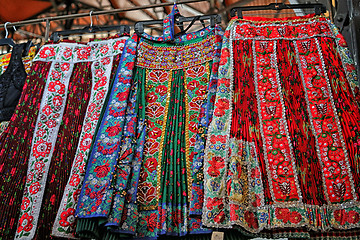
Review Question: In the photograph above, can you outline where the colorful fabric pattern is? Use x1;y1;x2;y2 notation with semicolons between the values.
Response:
0;46;37;75
73;35;138;238
0;61;50;238
135;25;223;238
203;14;360;234
15;36;128;240
33;60;93;240
15;58;75;240
52;37;127;239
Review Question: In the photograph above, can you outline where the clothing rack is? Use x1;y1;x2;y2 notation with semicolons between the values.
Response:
0;0;207;32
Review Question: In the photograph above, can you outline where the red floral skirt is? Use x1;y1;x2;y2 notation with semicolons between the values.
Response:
203;14;360;238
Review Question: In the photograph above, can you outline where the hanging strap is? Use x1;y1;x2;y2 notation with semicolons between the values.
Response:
162;3;180;42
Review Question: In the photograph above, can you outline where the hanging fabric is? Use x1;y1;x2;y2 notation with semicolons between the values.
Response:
74;4;224;239
13;35;129;240
203;13;360;238
0;45;37;137
73;34;139;239
0;59;50;239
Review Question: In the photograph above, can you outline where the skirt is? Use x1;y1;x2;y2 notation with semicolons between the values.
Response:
203;14;360;236
13;36;128;240
75;26;223;239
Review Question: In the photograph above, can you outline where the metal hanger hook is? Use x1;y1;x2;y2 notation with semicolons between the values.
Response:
4;22;17;38
89;11;93;28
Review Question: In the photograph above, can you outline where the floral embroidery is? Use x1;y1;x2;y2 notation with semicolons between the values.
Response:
15;60;74;240
295;38;356;203
52;37;126;238
17;213;34;234
60;35;136;238
94;163;110;178
39;46;56;59
203;15;360;234
137;36;215;70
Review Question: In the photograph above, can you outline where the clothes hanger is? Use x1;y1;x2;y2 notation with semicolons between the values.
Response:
134;1;220;36
50;11;130;42
230;2;327;18
22;40;35;57
0;22;16;47
134;14;221;35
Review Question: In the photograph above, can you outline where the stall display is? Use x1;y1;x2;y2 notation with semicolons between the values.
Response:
0;1;359;240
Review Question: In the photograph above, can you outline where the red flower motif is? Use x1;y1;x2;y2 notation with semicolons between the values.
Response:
39;46;55;59
21;197;30;210
346;63;356;72
45;119;57;128
195;85;207;96
144;139;160;155
29;181;41;195
214;98;230;117
207;156;225;177
77;46;91;60
101;57;111;65
105;124;122;137
52;95;63;107
148;70;168;83
26;172;34;184
17;212;34;233
113;41;124;51
275;208;291;223
59;208;75;227
69;174;80;186
189;96;204;111
218;78;230;87
144;157;158;173
100;44;109;54
206;197;224;211
80;133;92;151
289;211;302;224
214;211;226;224
148;127;162;139
96;90;106;100
63;48;72;59
51;70;61;79
146;102;165;119
155;85;167;96
146;92;158;104
88;103;96;113
347;210;360;224
187;80;200;91
94;76;107;90
244;211;259;229
186;65;206;79
140;171;149;182
33;139;52;158
42;105;52;116
48;80;65;94
95;68;105;78
34;161;45;172
334;209;347;225
138;182;156;204
73;189;81;203
116;92;128;102
50;194;56;205
219;48;229;65
145;212;157;232
189;121;198;133
94;162;110;178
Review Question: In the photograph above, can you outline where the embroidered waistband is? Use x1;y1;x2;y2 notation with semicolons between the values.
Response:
231;18;335;40
33;36;128;63
136;35;216;70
